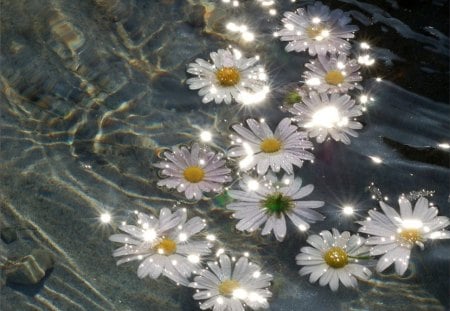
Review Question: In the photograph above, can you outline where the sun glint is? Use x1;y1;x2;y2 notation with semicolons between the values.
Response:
310;106;340;128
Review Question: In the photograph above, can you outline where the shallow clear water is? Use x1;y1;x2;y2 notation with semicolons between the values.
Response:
0;0;449;310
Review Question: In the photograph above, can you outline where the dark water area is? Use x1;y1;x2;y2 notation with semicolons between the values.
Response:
1;0;449;310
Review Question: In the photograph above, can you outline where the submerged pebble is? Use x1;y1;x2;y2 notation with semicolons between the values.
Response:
185;4;206;28
5;249;55;285
1;227;18;244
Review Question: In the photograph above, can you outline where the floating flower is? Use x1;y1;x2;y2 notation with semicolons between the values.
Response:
109;208;212;285
186;49;269;105
303;54;362;93
358;197;450;275
278;2;358;56
190;254;273;310
296;229;372;291
154;143;232;200
289;92;363;144
227;173;324;241
228;118;314;175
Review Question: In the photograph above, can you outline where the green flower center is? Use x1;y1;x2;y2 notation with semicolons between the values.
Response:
263;193;293;216
284;90;302;107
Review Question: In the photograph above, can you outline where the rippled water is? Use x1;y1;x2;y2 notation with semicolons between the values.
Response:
1;0;449;310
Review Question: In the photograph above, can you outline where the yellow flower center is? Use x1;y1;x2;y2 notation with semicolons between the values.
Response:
399;229;422;244
183;166;205;183
260;138;282;153
218;279;240;297
153;238;177;255
216;67;240;87
324;70;345;86
323;247;348;268
306;25;324;39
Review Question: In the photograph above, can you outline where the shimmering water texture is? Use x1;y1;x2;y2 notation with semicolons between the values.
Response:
1;0;449;310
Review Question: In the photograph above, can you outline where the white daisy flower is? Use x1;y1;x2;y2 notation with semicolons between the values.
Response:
358;197;450;275
289;92;363;144
296;229;372;291
109;208;212;285
279;1;358;56
228;118;314;175
154;143;232;200
227;173;325;241
186;49;269;105
190;254;273;310
303;54;362;93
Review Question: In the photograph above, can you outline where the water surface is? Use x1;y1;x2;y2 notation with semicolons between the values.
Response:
1;0;449;310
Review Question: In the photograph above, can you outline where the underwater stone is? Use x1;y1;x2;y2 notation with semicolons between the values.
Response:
93;0;132;22
5;249;55;285
1;227;18;244
185;5;206;28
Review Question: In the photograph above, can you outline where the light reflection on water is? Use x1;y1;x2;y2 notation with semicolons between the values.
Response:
0;0;449;310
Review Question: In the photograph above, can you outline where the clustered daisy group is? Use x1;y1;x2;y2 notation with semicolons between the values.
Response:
108;2;449;310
